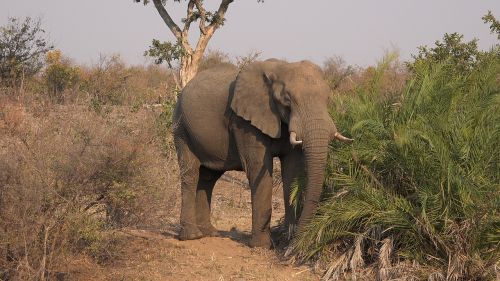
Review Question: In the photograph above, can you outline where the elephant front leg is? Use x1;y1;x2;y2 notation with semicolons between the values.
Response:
245;154;274;249
233;119;274;248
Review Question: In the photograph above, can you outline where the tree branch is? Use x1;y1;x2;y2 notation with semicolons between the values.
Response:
209;0;233;30
194;0;208;35
182;0;196;35
193;0;233;53
152;0;182;39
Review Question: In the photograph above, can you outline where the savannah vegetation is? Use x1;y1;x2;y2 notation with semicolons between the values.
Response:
289;15;500;281
0;11;499;281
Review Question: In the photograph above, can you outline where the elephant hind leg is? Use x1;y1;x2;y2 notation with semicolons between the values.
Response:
175;135;203;240
196;166;223;237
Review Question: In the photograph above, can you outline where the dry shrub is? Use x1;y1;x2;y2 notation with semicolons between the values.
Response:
43;50;80;103
198;49;261;72
0;98;178;280
323;56;357;91
3;53;177;108
78;54;176;107
330;53;408;98
235;50;261;70
198;49;233;72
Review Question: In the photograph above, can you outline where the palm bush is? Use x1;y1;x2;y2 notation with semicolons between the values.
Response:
289;49;499;280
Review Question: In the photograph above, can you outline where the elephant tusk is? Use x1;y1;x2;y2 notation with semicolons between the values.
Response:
289;131;303;146
334;132;354;143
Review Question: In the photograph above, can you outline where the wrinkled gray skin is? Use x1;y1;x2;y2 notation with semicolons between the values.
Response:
173;59;350;248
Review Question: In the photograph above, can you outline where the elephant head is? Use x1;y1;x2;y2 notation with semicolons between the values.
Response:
231;59;352;231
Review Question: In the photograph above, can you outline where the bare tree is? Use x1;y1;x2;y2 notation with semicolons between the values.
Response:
322;56;355;91
139;0;236;88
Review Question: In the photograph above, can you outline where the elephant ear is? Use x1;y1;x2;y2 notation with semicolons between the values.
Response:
231;61;282;138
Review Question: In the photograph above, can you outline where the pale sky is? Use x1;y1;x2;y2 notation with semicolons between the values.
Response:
1;0;499;67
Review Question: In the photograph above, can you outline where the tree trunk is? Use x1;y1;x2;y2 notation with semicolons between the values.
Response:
179;50;203;88
150;0;233;88
178;28;213;88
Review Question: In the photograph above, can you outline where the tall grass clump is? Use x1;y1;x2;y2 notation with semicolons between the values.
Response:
290;46;499;280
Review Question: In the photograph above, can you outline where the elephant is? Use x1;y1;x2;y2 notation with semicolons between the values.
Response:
172;59;352;248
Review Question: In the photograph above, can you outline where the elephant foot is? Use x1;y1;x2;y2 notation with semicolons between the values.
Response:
179;225;203;240
249;232;272;249
199;224;219;237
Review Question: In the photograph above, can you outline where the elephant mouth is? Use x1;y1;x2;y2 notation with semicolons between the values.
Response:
289;131;303;146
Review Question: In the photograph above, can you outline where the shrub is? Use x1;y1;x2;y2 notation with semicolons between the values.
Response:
0;17;53;87
43;50;80;102
0;101;178;279
125;64;177;105
78;54;129;105
198;49;233;71
235;50;261;70
78;54;176;107
323;55;356;91
322;53;408;102
290;48;499;279
155;91;179;157
409;33;483;75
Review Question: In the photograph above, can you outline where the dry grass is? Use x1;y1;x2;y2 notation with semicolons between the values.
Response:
0;95;179;280
7;53;177;108
77;55;177;106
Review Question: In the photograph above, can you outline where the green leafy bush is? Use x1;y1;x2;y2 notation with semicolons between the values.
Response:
290;46;499;279
155;94;178;156
0;17;53;87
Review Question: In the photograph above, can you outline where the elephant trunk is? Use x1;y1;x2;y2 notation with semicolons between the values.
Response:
297;119;331;231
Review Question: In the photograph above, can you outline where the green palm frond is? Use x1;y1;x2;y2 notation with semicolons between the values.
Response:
291;51;500;279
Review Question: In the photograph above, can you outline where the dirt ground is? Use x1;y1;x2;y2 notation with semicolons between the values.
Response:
70;172;319;281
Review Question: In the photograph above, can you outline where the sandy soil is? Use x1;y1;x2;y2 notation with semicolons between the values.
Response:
71;171;319;281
